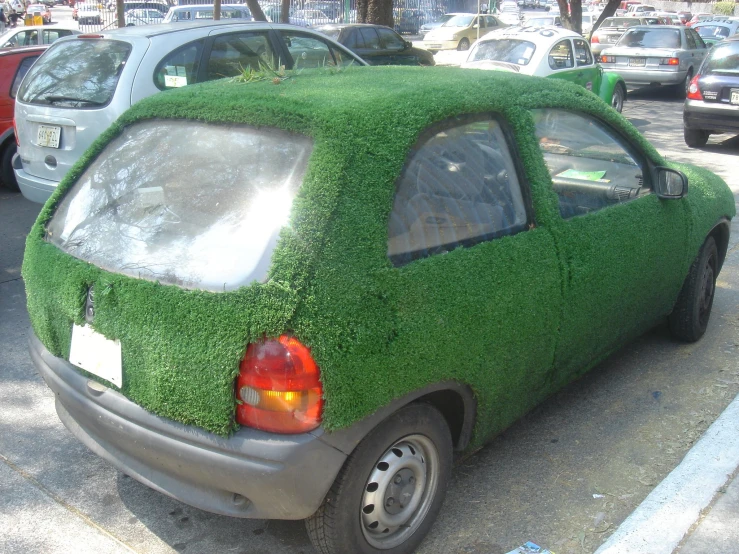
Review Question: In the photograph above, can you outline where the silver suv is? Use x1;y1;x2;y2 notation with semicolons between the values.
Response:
14;21;366;203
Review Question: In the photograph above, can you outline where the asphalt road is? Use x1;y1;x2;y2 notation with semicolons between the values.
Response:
1;81;739;554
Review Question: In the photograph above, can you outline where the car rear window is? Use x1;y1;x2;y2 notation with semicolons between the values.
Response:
46;121;313;292
617;28;681;49
603;18;638;27
17;39;131;108
695;25;731;39
702;41;739;75
469;39;536;65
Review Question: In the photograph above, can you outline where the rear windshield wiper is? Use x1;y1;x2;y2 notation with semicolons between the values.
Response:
41;95;106;106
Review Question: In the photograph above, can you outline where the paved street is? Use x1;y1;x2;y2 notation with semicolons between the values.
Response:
1;70;739;554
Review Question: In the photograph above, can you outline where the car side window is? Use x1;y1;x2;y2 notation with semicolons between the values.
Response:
485;16;499;27
206;32;274;80
377;28;405;51
359;28;381;50
387;117;529;266
173;10;191;21
10;56;39;98
685;30;696;49
573;39;593;66
532;109;648;219
154;40;204;90
548;39;574;69
279;31;345;68
345;29;363;49
42;30;62;44
691;29;706;48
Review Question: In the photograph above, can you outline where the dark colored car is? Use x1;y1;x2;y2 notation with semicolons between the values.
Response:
0;45;46;190
316;24;435;65
684;36;739;147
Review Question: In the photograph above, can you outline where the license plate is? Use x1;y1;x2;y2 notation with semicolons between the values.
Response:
69;324;123;387
731;89;739;105
37;124;61;148
628;58;646;67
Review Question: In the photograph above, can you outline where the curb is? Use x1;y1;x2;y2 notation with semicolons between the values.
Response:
594;392;739;554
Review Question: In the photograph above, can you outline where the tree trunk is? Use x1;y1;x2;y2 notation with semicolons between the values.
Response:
280;0;290;23
590;0;621;35
213;0;220;20
116;0;124;28
357;0;368;23
245;0;267;21
366;0;393;27
569;0;582;34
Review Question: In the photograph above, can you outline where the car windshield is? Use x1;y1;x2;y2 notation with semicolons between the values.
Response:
17;39;131;108
527;17;554;26
46;121;313;292
703;41;739;75
429;14;453;24
617;28;681;48
318;27;340;39
695;25;731;39
442;15;474;27
469;39;536;65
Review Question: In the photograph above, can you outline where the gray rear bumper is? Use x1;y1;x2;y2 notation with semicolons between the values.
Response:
29;333;347;520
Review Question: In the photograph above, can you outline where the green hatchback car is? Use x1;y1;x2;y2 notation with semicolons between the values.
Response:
24;67;734;554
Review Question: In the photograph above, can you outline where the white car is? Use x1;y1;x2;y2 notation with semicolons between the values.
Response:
77;4;102;24
125;8;165;25
0;25;80;48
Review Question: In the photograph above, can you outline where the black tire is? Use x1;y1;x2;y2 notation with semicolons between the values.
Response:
669;236;718;342
0;142;18;192
676;69;692;99
306;403;453;554
611;83;625;113
684;126;709;148
457;38;470;51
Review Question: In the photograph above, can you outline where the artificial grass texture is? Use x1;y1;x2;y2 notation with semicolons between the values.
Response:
23;66;735;445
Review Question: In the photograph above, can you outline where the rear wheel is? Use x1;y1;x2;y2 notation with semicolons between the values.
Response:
306;403;453;554
457;38;470;51
684;126;709;148
611;83;625;113
669;236;718;342
676;69;692;99
0;143;18;192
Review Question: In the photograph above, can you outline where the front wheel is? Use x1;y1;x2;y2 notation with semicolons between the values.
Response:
457;37;470;51
684;126;709;148
611;83;625;113
669;236;718;342
306;403;453;554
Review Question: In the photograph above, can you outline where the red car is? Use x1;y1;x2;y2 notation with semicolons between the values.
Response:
0;46;46;191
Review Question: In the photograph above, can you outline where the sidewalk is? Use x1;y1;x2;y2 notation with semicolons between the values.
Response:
594;392;739;554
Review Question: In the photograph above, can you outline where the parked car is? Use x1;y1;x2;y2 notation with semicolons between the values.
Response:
292;9;332;25
75;3;102;24
627;4;655;16
462;26;627;111
525;14;562;27
692;19;739;47
26;3;52;23
394;8;425;34
305;0;341;20
0;45;47;191
0;26;80;48
686;13;716;28
23;65;734;554
124;8;164;25
581;13;594;34
13;21;367;203
163;5;252;23
422;13;508;52
600;25;708;97
317;24;434;65
418;13;453;38
683;36;739;146
260;3;312;27
589;16;662;56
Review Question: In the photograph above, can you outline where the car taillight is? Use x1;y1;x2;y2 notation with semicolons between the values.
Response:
591;35;600;43
687;74;703;100
13;118;18;147
601;55;616;63
660;57;680;65
236;335;323;434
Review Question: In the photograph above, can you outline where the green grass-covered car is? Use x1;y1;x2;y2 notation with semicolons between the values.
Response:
24;66;734;554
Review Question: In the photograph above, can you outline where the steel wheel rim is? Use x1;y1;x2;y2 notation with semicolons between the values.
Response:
360;434;440;550
699;253;716;328
611;87;623;112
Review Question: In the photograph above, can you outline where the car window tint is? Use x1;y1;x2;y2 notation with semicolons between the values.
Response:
685;29;696;49
485;16;498;27
206;32;273;80
359;27;381;49
154;40;204;90
10;55;39;98
548;39;574;69
691;29;706;48
279;31;339;67
532;109;647;220
573;39;593;66
388;117;528;266
42;30;64;44
619;28;680;48
173;10;191;20
703;40;739;75
377;28;405;50
346;28;363;49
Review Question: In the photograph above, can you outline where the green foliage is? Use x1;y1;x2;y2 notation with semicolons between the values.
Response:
713;2;735;16
23;67;735;443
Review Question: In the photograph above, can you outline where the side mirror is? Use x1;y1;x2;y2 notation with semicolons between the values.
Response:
654;167;688;199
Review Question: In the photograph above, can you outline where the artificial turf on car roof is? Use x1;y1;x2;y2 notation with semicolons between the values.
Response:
23;67;735;443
